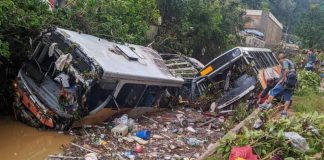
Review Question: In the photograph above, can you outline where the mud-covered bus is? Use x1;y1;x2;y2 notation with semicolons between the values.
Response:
13;27;184;129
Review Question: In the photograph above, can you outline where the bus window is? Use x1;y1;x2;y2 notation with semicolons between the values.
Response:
138;86;161;107
86;81;116;111
116;84;146;107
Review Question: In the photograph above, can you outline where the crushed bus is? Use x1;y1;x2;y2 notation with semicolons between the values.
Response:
13;27;184;129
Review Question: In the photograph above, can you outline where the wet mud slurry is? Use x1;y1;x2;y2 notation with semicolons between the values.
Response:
0;117;72;160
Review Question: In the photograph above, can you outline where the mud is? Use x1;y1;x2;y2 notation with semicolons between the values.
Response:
0;117;72;160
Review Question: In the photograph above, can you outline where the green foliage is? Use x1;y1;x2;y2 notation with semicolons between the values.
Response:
243;0;322;39
0;0;159;58
293;91;324;114
223;103;252;131
295;70;321;95
0;40;10;58
0;0;51;57
51;0;159;44
295;4;324;48
215;111;324;159
155;0;244;62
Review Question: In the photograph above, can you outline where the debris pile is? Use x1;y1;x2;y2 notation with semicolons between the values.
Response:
215;110;324;159
50;108;230;160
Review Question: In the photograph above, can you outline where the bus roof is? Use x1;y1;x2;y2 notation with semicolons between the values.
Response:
56;28;184;86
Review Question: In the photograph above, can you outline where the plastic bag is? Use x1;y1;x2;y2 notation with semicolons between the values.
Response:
229;145;258;160
284;132;309;153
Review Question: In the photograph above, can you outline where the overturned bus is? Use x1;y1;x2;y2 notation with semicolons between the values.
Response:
193;47;281;110
13;28;184;129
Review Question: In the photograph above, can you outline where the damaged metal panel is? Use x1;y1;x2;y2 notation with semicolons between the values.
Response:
160;53;204;100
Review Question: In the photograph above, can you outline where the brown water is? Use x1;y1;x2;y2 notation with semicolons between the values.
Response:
0;117;72;160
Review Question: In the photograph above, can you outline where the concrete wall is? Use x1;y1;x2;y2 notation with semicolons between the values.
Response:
244;15;262;30
261;12;283;47
244;10;283;47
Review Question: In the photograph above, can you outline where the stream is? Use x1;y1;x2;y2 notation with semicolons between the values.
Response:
0;117;72;160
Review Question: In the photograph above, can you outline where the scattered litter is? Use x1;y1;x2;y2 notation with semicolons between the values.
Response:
253;118;263;129
48;155;82;159
135;129;151;140
229;145;258;160
71;143;99;154
284;132;310;152
131;136;148;145
123;150;136;159
210;102;216;112
134;144;143;153
122;136;135;143
306;125;320;137
152;134;164;139
84;153;98;160
187;126;196;133
142;115;158;123
111;124;128;137
198;118;217;127
53;108;225;159
186;138;203;147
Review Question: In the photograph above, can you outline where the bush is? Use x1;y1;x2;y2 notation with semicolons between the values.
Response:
214;111;324;159
295;70;321;96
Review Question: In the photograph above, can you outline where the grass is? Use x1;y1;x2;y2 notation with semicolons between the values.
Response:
292;90;324;114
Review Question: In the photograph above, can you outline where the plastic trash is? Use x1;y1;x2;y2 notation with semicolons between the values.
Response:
135;144;143;153
284;132;309;152
253;118;263;129
84;153;98;160
229;145;258;160
131;136;148;145
187;126;196;133
123;150;136;159
186;138;203;147
111;124;128;137
180;119;189;127
135;129;151;140
114;114;135;131
210;102;217;112
118;114;129;125
307;125;320;137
